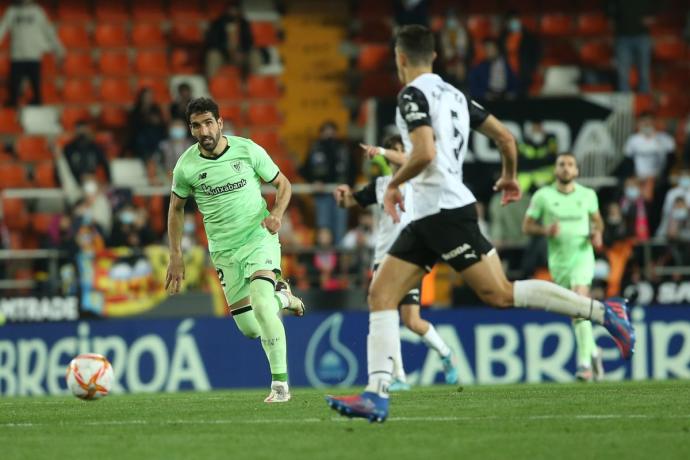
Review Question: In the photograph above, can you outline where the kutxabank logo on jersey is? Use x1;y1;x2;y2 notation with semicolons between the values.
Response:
200;179;247;196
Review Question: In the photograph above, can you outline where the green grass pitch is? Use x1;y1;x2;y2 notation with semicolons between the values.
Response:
2;381;689;460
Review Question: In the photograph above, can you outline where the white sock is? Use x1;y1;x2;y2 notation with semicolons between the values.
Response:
421;324;451;357
392;339;406;381
275;291;289;309
513;280;605;324
364;310;399;397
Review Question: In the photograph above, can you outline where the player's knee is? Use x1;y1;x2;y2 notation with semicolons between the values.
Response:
367;285;390;311
237;326;260;339
477;282;513;309
249;279;277;324
406;317;427;335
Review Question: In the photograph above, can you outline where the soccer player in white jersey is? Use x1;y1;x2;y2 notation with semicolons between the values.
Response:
334;135;459;391
326;25;635;422
165;98;304;403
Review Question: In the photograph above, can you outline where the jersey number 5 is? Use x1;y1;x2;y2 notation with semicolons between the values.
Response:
450;109;464;160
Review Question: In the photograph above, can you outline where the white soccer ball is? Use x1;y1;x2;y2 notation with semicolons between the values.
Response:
65;354;114;400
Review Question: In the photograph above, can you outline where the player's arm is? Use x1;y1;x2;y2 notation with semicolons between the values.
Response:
590;210;604;249
334;185;359;208
360;143;407;166
522;215;557;237
475;114;521;205
336;177;378;209
263;172;292;234
166;192;187;294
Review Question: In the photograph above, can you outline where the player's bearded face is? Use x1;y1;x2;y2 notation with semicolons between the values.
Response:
555;158;578;184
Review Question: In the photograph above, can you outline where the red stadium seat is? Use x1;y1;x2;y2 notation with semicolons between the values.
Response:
99;51;130;77
32;213;57;234
577;13;610;36
250;22;280;47
100;78;133;104
62;106;91;131
653;39;688;61
42;54;58;77
579;42;613;67
57;0;91;22
540;14;574;37
250;130;281;153
0;53;9;77
1;198;29;230
95;3;129;22
33;163;57;189
209;75;243;101
247;104;281;126
247;76;281;99
358;44;391;71
58;24;90;48
169;0;204;21
171;48;201;73
137;77;171;103
94;23;129;48
219;104;244;128
0;165;29;189
658;93;690;118
0;108;22;134
99;105;129;129
467;15;493;41
171;22;203;46
63;52;95;77
135;50;169;76
132;0;166;21
16;136;51;162
132;23;166;48
62;79;95;104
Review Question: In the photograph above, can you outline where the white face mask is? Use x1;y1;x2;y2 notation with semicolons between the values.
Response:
83;180;98;196
530;131;545;144
508;18;521;33
640;125;654;136
672;208;688;220
679;176;690;189
625;186;640;200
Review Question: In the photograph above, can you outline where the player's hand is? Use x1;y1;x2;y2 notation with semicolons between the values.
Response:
547;222;560;237
262;214;281;234
165;254;185;295
493;176;522;206
591;230;603;250
360;143;383;159
384;185;405;223
334;184;351;207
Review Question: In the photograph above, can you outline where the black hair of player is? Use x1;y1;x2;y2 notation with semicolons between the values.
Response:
395;25;435;66
556;151;577;164
186;97;220;125
382;134;403;150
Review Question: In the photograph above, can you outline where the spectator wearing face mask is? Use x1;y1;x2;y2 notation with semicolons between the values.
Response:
656;170;690;238
619;177;649;241
181;215;199;252
469;38;518;101
602;201;633;297
157;118;193;177
499;10;541;97
109;205;155;248
79;175;112;238
517;119;558;193
665;197;690;266
63;120;111;185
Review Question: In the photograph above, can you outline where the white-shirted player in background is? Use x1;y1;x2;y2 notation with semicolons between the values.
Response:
334;134;459;391
326;25;635;423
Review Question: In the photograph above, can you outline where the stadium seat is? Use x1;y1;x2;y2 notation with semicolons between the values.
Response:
0;53;9;77
132;23;166;48
247;104;281;126
209;75;243;101
137;77;171;103
169;0;204;21
358;44;391;71
42;54;58;77
62;107;91;132
171;48;201;73
100;78;133;104
658;93;690;118
250;22;280;47
63;52;96;77
99;105;129;129
20;107;61;136
467;15;493;41
653;39;688;61
32;213;57;235
38;80;60;105
0;108;21;134
95;3;129;22
16;136;51;162
219;104;244;128
99;50;131;77
135;50;169;76
94;23;129;48
57;0;91;22
0;164;29;189
132;0;166;21
542;42;579;66
247;75;281;99
250;130;281;153
579;42;613;67
33;163;57;188
577;13;610;36
518;15;539;33
634;93;655;116
540;14;574;36
171;22;204;46
62;79;95;104
58;24;90;48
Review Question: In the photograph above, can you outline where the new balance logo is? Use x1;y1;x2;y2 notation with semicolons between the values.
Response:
199;172;207;180
441;244;475;261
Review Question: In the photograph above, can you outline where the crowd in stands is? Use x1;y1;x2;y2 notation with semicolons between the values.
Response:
0;0;688;302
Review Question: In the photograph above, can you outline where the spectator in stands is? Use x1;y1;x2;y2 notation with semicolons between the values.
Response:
607;0;653;93
127;88;168;163
620;176;649;241
622;112;676;206
313;227;341;290
517;119;558;193
682;118;690;168
393;0;429;27
169;82;193;121
665;196;690;268
63;120;111;185
0;0;64;106
340;211;374;284
79;175;112;238
300;121;355;244
157;118;193;177
489;192;531;249
656;170;690;238
109;205;155;249
499;11;541;97
439;9;472;89
469;38;518;101
72;199;106;254
203;0;254;79
603;202;628;247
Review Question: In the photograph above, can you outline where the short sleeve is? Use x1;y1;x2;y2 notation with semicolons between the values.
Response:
525;191;544;220
467;97;490;129
249;141;280;182
623;136;634;157
587;189;599;214
660;133;676;152
397;86;431;132
352;178;378;207
171;163;191;199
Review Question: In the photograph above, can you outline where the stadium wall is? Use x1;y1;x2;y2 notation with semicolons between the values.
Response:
0;306;688;396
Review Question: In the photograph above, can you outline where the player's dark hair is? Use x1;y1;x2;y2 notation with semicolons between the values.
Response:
395;25;435;66
382;134;403;150
186;97;220;124
556;152;577;164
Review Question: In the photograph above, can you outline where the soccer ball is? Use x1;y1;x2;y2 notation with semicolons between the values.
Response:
65;353;114;400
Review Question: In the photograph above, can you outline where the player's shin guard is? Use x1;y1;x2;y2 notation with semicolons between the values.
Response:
364;310;399;398
231;305;262;339
513;280;605;324
250;277;288;380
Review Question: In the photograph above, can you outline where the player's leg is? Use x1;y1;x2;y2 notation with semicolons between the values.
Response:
229;296;261;339
400;302;458;385
388;304;410;392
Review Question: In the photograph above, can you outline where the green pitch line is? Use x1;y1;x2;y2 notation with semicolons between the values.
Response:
1;381;689;460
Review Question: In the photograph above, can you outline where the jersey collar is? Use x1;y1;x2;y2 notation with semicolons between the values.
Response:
198;135;231;160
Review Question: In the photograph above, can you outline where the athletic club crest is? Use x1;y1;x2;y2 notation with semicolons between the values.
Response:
232;162;242;173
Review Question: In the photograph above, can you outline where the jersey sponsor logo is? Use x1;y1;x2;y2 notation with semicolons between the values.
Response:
441;243;476;261
200;178;247;196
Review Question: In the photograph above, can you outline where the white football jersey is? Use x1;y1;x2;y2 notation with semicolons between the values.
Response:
395;73;490;221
